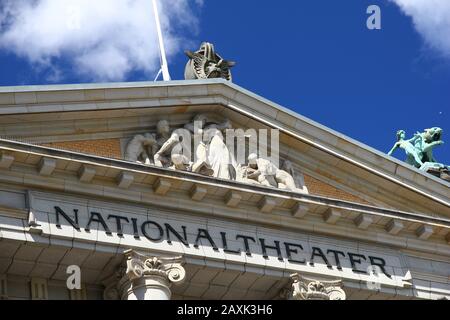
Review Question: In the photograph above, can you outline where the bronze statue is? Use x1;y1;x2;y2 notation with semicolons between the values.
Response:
388;127;449;182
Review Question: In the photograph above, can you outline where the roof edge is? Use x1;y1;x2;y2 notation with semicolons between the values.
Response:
0;79;448;200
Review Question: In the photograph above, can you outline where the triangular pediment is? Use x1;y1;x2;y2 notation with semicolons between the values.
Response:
0;79;449;222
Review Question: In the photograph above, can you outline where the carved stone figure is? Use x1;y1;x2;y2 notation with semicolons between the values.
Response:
185;42;235;81
125;116;315;188
204;119;237;180
185;114;214;176
184;114;209;134
241;153;279;188
125;133;157;164
177;114;237;178
238;154;304;192
281;160;309;194
155;120;171;150
152;119;190;170
154;130;190;171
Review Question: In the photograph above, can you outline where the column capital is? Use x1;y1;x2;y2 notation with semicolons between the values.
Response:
289;273;346;300
103;249;186;300
123;249;186;285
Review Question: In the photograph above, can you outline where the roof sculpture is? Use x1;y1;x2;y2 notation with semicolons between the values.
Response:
388;127;449;182
184;42;235;81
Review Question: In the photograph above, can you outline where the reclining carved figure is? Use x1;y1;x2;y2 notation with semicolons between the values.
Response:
239;153;305;193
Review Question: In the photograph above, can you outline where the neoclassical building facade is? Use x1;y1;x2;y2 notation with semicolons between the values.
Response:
0;79;448;300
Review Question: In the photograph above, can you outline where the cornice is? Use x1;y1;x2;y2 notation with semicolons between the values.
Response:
0;79;448;206
0;139;449;257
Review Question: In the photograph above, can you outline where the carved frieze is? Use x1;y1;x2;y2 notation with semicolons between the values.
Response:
123;114;308;194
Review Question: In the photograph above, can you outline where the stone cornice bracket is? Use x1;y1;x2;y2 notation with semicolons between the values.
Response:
124;250;186;285
290;273;346;300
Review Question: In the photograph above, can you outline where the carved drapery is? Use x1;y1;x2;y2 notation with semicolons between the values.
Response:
289;273;346;300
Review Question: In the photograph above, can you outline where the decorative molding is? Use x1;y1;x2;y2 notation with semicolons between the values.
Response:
104;249;186;300
289;273;346;300
1;139;448;228
30;278;48;300
1;142;450;253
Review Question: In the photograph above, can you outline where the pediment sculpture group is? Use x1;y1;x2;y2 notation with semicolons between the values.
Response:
124;114;308;193
388;127;450;181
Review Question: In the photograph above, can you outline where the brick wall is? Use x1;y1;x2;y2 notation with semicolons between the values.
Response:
42;139;122;159
304;174;371;205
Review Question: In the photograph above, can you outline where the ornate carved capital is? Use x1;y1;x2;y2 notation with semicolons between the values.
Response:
123;250;186;285
289;273;346;300
103;250;186;300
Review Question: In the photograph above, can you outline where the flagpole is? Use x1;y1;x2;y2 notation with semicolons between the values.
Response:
152;0;171;81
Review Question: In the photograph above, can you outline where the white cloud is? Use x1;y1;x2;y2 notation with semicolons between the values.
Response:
0;0;201;81
391;0;450;58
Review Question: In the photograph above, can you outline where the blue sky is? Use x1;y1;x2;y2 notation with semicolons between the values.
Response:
0;0;449;165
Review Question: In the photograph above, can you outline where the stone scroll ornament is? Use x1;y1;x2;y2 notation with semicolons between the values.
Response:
289;273;346;300
184;42;235;81
388;127;449;182
103;250;186;300
124;250;186;284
